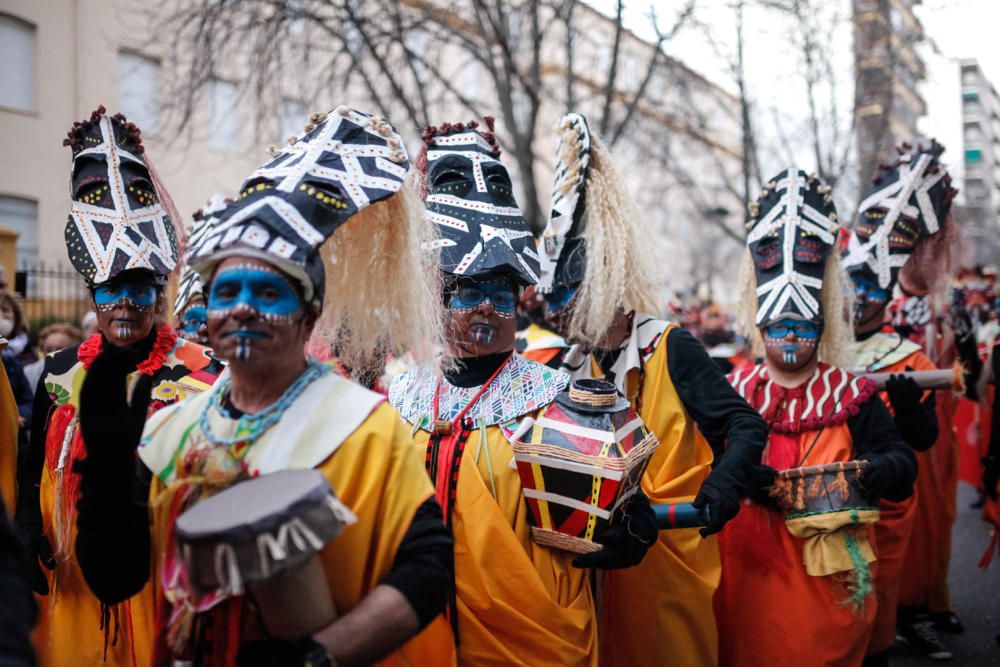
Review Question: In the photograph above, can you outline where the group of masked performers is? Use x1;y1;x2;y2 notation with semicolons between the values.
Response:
6;99;976;667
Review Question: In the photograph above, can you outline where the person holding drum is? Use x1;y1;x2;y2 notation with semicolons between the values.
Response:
535;113;768;667
72;107;454;666
718;168;917;666
843;141;960;662
13;107;225;667
389;118;658;666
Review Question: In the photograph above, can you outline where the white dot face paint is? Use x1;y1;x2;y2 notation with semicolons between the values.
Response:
762;318;820;373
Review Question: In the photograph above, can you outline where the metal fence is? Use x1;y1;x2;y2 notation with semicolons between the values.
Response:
13;263;90;330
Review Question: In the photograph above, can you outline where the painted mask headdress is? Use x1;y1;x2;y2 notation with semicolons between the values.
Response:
190;106;443;365
536;113;662;342
843;140;957;292
420;118;539;286
174;194;229;319
63;106;179;284
745;168;841;327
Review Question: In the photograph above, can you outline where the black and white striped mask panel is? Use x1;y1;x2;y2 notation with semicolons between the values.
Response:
424;130;539;286
843;140;955;290
746;169;840;326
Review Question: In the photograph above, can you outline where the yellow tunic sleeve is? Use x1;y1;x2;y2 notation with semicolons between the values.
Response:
0;364;17;511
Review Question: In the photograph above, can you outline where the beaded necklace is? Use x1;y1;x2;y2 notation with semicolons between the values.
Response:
199;360;330;447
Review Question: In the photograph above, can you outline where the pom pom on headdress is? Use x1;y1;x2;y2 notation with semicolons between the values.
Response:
63;106;145;156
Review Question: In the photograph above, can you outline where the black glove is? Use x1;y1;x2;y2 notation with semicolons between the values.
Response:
745;463;779;510
236;638;334;667
885;371;923;417
983;454;1000;501
859;453;892;503
692;474;741;537
572;489;657;570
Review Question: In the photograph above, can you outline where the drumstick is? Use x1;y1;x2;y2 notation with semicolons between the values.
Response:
653;503;711;530
857;369;955;390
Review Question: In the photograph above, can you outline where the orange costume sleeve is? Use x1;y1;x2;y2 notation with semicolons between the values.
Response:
599;329;721;667
0;359;18;511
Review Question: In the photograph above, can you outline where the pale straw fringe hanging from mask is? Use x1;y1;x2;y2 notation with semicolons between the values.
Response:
568;133;665;344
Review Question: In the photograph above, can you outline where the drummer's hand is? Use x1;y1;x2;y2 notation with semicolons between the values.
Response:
858;453;892;502
746;463;780;510
692;473;741;537
885;370;923;417
236;638;334;667
572;489;657;570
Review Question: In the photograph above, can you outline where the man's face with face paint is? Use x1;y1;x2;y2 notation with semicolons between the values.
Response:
445;274;519;358
178;296;209;345
762;317;820;373
206;257;313;366
90;272;164;347
541;282;580;342
850;273;889;330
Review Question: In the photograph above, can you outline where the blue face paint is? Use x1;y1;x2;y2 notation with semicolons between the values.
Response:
93;283;157;310
543;284;579;312
765;318;819;340
449;280;517;315
851;276;888;302
207;267;302;323
180;305;206;336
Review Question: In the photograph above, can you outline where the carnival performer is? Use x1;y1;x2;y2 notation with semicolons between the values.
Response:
71;107;454;666
389;118;657;666
536;113;767;667
717;168;916;666
843;141;962;661
174;195;229;346
515;285;570;368
12;106;224;666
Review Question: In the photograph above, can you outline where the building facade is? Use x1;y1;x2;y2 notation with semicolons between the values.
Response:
0;0;744;314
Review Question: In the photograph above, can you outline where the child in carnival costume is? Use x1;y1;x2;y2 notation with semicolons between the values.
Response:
14;106;225;666
390;118;658;666
537;113;768;667
717;168;917;667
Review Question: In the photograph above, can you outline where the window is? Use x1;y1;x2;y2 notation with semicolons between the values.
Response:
962;91;980;102
208;79;239;151
281;98;306;142
118;53;161;133
965;123;981;144
406;29;429;82
962;69;979;87
0;196;38;268
0;14;37;111
965;148;983;163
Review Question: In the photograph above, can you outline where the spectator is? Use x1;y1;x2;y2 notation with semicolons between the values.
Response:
1;352;32;429
0;293;36;367
23;323;83;392
79;311;98;339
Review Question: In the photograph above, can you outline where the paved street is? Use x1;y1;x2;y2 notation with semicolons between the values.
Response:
894;484;1000;666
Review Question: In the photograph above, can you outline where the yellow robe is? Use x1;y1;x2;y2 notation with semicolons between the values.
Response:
593;324;720;667
140;373;453;666
408;423;598;667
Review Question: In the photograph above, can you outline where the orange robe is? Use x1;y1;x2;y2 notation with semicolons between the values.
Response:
390;354;595;666
0;353;17;511
31;334;221;667
720;363;880;666
565;319;719;667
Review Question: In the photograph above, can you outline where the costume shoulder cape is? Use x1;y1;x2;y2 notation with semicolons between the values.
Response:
140;369;385;481
389;353;569;431
728;362;876;434
845;332;923;372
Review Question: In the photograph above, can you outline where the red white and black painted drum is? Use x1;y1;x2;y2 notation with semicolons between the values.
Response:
510;378;658;554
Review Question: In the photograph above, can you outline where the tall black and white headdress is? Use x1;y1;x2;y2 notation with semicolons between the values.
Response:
746;169;840;326
538;113;590;293
189;106;410;306
421;118;539;286
63;107;179;284
174;194;228;317
842;140;957;290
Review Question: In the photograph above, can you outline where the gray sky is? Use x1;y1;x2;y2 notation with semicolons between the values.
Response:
586;0;1000;202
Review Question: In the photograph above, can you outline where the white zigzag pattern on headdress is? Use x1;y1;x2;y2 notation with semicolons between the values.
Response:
68;115;176;282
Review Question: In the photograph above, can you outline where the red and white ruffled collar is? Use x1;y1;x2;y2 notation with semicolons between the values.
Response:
728;362;875;434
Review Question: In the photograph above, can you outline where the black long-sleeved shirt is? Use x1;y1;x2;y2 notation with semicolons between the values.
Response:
597;327;769;499
847;393;919;502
